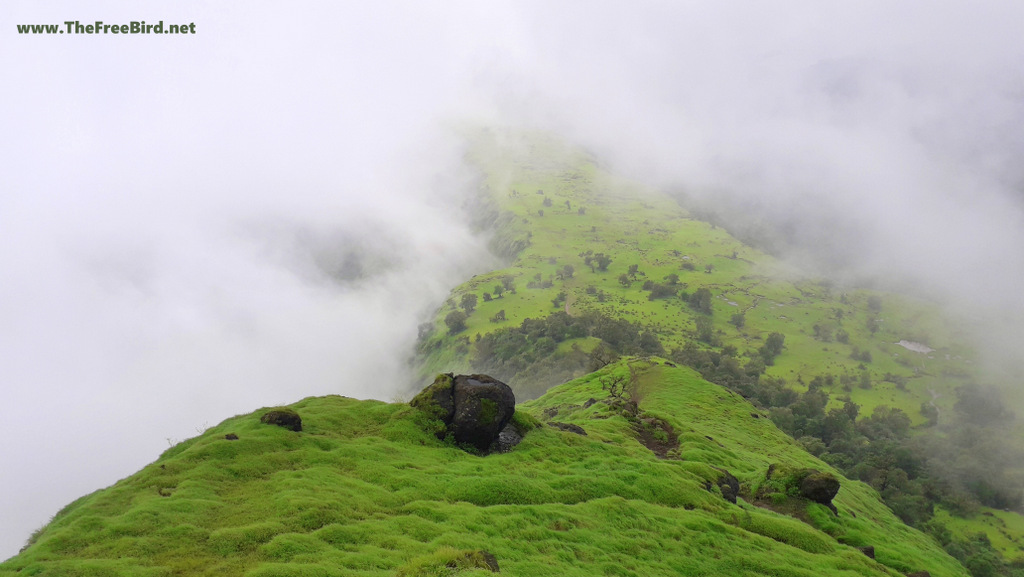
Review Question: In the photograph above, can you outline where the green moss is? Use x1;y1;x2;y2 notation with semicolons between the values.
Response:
509;411;541;434
478;398;498;427
410;374;455;420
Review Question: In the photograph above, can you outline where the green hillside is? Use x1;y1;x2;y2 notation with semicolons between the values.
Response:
412;130;1024;571
0;361;967;577
417;130;975;421
4;129;1021;576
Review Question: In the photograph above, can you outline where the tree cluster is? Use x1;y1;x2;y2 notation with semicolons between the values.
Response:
472;311;664;399
668;339;1023;573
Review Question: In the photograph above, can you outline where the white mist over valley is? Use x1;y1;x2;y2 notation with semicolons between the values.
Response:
3;0;1024;560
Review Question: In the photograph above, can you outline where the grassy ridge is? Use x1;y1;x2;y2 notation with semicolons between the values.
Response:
412;129;1024;567
1;361;968;576
418;130;978;423
3;129;1013;576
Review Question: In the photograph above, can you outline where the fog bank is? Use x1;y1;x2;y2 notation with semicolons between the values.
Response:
5;0;1024;560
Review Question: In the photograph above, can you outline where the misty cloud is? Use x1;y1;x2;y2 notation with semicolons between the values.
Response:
489;1;1024;363
4;0;1024;560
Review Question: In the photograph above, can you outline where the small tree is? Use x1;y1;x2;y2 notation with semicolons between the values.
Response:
696;316;715;344
588;343;619;372
601;373;629;399
595;253;612;272
490;310;506;323
460;293;478;314
688;288;713;315
859;371;872;389
867;317;880;335
445;310;467;333
618;274;631;287
501;275;515;293
664;273;680;286
552;291;567;308
482;292;492;302
493;284;505;298
628;264;640;279
760;332;785;365
730;313;745;329
562;264;574;279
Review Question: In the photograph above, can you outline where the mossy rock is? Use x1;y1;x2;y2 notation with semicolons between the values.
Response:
259;408;302;432
755;465;840;512
798;470;840;506
410;373;516;453
410;373;456;424
451;374;516;452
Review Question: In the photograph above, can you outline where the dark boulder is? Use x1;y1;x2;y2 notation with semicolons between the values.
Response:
451;374;516;451
715;468;740;504
411;373;516;453
858;545;875;559
260;408;302;432
494;422;523;453
224;433;239;441
799;470;840;505
548;422;587;436
906;572;931;577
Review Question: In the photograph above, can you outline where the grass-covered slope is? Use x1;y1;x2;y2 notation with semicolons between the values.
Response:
1;361;967;577
411;130;1024;568
417;130;978;421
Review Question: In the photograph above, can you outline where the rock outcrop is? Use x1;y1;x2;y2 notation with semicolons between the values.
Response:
547;422;587;435
799;470;841;509
260;408;302;432
758;465;842;514
494;423;523;453
715;468;741;504
411;373;516;452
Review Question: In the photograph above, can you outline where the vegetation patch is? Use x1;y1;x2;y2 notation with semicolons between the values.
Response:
395;547;500;576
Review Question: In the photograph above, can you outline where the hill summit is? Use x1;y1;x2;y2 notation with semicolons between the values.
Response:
0;360;967;576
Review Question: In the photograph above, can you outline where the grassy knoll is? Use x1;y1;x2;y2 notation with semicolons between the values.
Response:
1;361;967;576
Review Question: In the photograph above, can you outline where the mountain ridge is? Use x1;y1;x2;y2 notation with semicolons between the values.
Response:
4;129;1020;576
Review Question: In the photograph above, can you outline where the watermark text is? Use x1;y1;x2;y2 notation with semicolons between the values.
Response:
17;21;196;35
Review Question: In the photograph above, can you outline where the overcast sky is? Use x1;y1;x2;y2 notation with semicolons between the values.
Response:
3;0;1024;560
